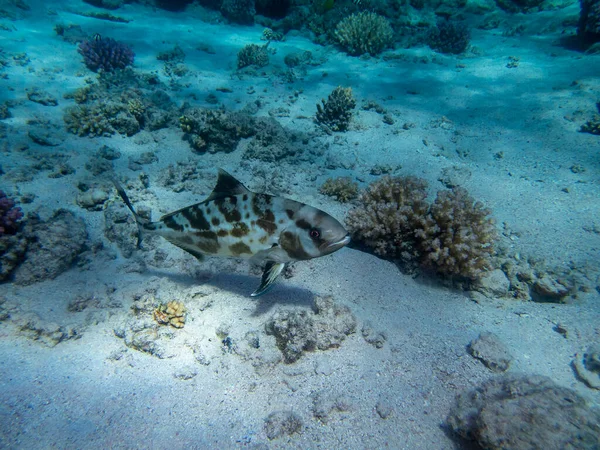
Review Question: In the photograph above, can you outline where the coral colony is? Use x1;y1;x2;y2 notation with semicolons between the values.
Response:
77;35;135;72
0;191;23;235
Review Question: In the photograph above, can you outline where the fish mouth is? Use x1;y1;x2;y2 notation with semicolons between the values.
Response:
325;233;351;252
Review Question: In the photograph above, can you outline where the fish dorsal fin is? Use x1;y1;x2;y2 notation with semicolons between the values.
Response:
205;169;251;202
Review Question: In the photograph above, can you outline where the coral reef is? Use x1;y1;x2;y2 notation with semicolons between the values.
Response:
447;374;600;449
579;0;600;44
346;176;497;280
316;86;356;132
427;20;470;54
180;108;256;153
154;301;186;328
581;116;600;134
12;210;88;285
78;36;135;72
0;190;23;235
334;12;393;57
237;43;270;69
64;105;115;137
64;70;176;137
221;0;255;24
319;177;359;202
265;295;356;363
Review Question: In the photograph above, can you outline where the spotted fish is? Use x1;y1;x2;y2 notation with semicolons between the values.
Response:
113;169;351;296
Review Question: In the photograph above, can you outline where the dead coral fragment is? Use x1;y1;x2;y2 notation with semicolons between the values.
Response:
316;86;356;132
154;301;186;328
319;177;358;202
335;12;393;56
581;114;600;135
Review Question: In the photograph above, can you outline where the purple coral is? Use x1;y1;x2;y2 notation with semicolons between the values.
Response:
78;36;135;73
0;190;23;235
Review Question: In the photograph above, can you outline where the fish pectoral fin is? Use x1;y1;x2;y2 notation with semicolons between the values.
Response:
251;262;286;297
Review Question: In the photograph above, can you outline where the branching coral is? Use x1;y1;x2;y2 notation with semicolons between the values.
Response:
346;176;497;280
427;20;470;55
78;36;134;72
319;177;359;202
346;176;430;266
579;0;600;44
0;191;23;235
419;187;497;280
316;86;356;132
64;105;115;137
237;43;270;69
334;12;393;57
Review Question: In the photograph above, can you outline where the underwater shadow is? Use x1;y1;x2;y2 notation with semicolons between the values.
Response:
143;268;315;314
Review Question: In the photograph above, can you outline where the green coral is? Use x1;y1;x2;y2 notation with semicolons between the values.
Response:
319;177;358;202
346;176;497;281
316;86;356;132
334;12;393;57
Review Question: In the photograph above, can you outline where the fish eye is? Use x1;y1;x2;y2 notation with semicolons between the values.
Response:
309;228;320;239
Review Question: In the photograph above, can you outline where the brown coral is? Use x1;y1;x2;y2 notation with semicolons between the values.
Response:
319;177;358;202
153;301;186;328
346;176;497;280
345;176;430;267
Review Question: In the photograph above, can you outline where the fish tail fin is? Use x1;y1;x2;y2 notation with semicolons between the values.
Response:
111;177;147;249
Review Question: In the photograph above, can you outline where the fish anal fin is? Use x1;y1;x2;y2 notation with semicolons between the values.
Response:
164;238;205;262
251;262;286;297
205;169;251;202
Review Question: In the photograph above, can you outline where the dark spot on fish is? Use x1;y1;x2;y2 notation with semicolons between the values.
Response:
245;212;250;219
231;222;250;237
295;218;311;230
257;209;277;235
251;220;256;226
206;208;211;215
259;236;268;244
280;231;311;260
285;209;294;219
243;194;248;201
252;194;272;217
229;242;252;256
279;219;284;224
163;216;184;232
212;217;220;226
217;229;229;237
215;197;242;223
181;206;211;231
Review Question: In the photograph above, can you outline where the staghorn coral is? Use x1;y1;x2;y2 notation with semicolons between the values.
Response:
319;177;358;202
154;301;186;328
316;86;356;132
346;177;497;280
334;12;393;57
427;20;470;55
237;43;270;69
78;36;134;73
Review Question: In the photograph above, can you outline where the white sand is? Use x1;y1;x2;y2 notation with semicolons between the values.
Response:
0;0;599;448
